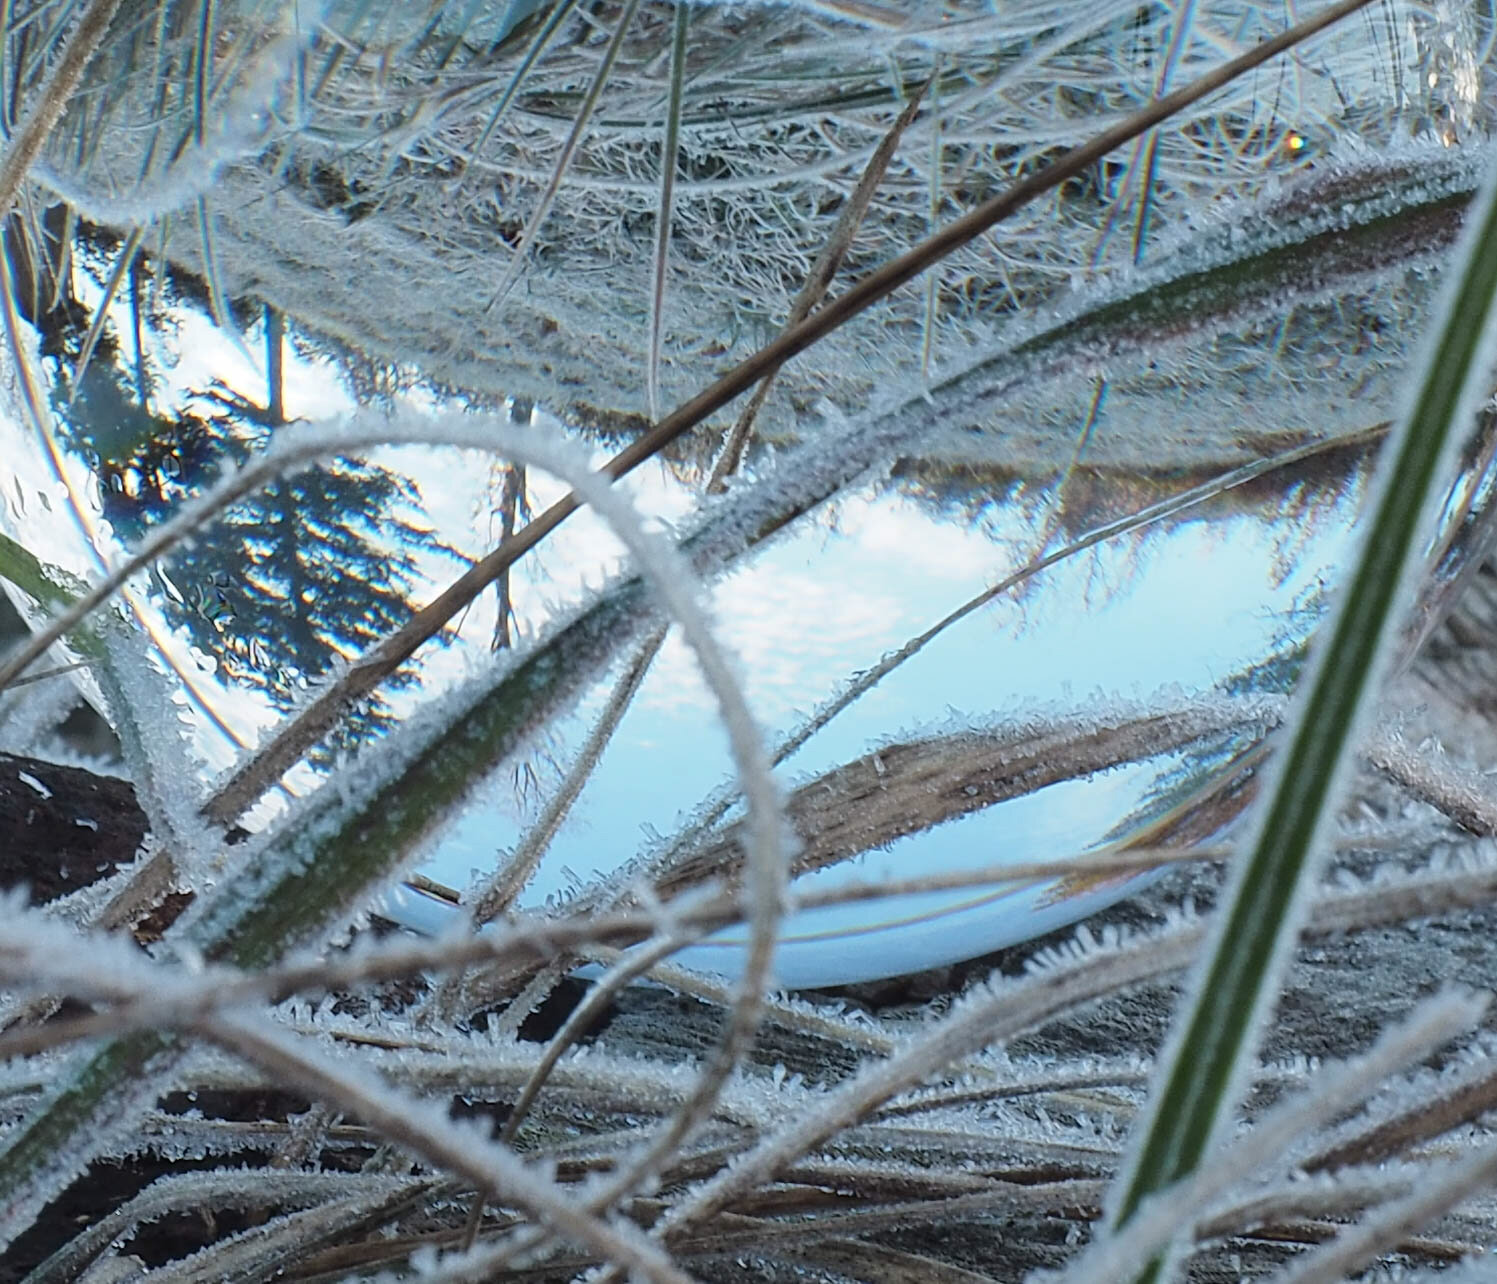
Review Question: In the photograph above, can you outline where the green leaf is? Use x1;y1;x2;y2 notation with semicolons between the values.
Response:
1108;149;1497;1282
0;531;89;621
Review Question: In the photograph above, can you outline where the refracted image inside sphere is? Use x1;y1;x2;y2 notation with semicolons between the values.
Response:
0;0;1494;987
4;179;1493;988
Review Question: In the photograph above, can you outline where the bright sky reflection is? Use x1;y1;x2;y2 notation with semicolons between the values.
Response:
0;255;1373;987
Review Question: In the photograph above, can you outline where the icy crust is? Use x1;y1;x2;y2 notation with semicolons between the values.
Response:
44;1;1489;469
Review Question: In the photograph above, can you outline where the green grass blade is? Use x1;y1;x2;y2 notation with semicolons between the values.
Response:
0;1031;171;1248
1108;149;1497;1281
0;531;89;620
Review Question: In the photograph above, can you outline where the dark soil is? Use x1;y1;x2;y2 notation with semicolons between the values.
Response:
0;751;145;905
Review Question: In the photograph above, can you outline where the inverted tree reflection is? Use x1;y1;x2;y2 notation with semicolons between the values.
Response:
7;213;458;759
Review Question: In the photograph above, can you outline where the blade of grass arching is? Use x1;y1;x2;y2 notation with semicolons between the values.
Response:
453;0;581;195
0;419;787;1250
646;0;688;424
1106;149;1497;1284
65;225;142;406
483;0;644;314
705;72;930;492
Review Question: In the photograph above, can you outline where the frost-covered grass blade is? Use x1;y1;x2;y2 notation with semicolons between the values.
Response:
645;0;687;424
1108;126;1497;1284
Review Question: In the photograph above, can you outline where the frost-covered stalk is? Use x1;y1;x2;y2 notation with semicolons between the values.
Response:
646;0;689;423
0;0;125;217
0;417;784;1253
1062;991;1487;1282
1108;140;1497;1282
